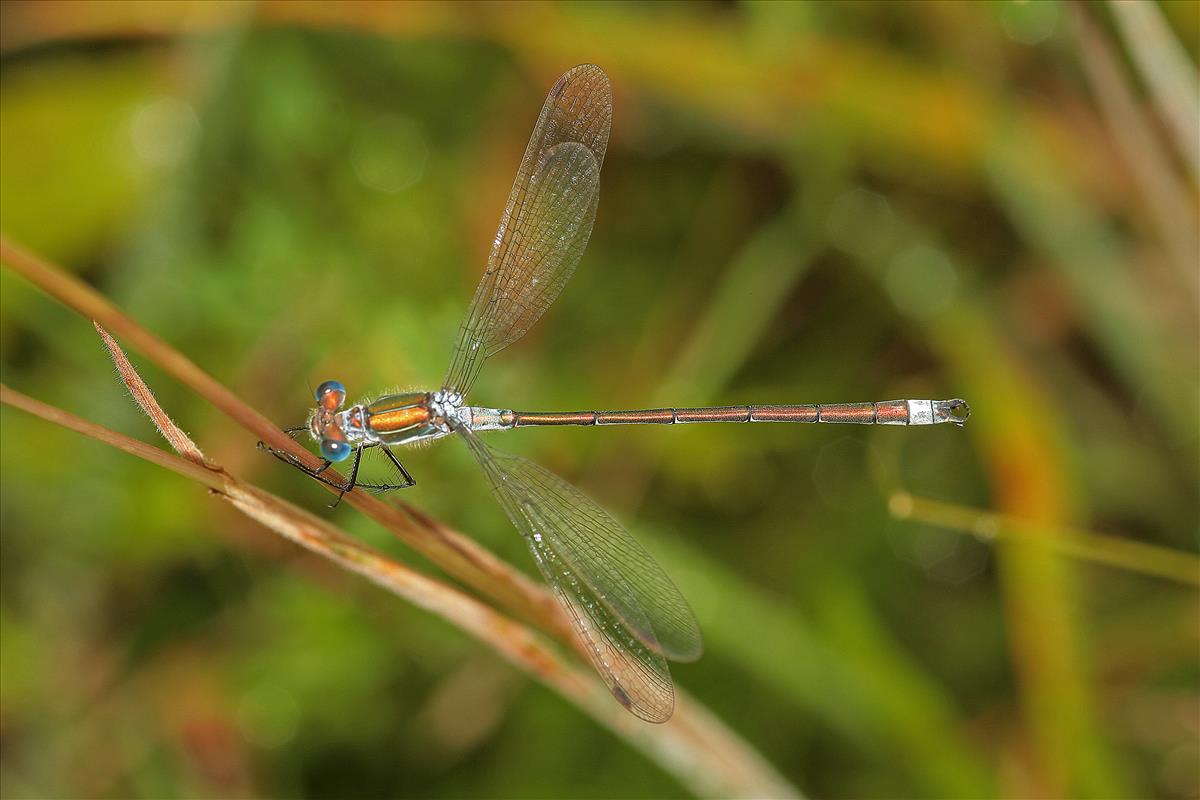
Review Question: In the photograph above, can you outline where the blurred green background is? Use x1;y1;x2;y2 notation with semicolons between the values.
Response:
1;1;1197;798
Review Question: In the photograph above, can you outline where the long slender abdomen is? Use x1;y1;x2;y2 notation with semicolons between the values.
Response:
506;400;969;427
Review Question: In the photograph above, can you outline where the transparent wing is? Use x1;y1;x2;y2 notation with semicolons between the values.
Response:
443;65;612;396
457;426;702;724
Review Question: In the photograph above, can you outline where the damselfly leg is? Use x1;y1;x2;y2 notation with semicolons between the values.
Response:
258;427;416;507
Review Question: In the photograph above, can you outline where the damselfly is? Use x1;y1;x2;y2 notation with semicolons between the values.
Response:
263;65;970;723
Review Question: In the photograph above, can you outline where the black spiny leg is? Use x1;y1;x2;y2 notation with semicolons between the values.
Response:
258;432;418;502
329;445;364;508
378;446;417;490
334;445;417;494
258;427;355;495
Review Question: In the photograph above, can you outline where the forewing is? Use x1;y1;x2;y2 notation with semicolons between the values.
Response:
443;65;611;396
458;426;702;723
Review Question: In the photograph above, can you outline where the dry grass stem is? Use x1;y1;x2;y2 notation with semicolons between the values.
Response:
1;383;217;486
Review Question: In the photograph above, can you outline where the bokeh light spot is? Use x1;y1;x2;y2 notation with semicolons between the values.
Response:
351;113;428;194
813;437;868;510
129;96;199;167
826;188;895;259
885;244;959;318
1001;0;1059;45
911;526;958;570
237;684;300;749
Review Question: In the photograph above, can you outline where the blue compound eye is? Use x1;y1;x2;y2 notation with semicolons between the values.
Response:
315;380;347;405
320;438;352;462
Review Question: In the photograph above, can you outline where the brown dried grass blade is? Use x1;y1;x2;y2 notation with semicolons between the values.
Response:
94;320;206;465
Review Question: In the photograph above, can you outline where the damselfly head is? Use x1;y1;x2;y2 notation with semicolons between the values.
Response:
309;380;353;462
